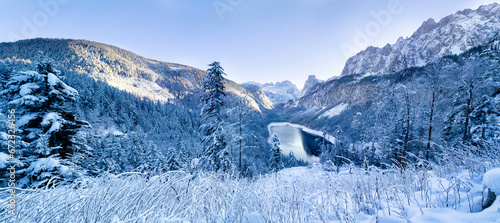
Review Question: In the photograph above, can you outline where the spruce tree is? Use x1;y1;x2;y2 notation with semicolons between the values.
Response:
470;95;500;148
200;61;229;172
269;133;282;172
0;55;88;187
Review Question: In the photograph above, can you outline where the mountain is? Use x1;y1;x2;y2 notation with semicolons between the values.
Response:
341;3;500;76
301;75;323;97
0;38;272;111
244;80;301;105
294;37;500;155
296;3;500;140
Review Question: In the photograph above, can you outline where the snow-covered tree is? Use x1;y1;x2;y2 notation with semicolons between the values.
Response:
0;55;88;187
470;95;500;148
200;61;229;172
269;133;282;172
443;59;481;146
165;147;182;171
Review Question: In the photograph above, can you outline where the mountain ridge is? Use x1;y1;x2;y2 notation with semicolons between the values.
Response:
340;3;500;77
0;38;273;111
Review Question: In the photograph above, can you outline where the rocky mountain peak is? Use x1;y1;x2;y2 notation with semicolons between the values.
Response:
302;75;323;96
340;3;500;77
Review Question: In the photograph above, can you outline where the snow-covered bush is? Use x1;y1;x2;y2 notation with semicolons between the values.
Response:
2;164;498;223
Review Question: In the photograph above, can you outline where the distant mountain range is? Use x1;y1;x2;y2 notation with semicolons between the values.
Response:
243;81;301;105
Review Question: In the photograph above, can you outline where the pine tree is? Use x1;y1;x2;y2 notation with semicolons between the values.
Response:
0;55;88;187
142;141;167;175
470;95;500;148
200;61;228;172
165;147;182;171
269;133;282;172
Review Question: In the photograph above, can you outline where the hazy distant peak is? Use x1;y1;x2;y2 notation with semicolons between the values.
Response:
244;80;301;105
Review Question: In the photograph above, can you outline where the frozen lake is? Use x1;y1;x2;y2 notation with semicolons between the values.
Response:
268;123;333;162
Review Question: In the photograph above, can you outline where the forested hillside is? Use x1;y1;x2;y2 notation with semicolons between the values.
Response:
294;38;500;168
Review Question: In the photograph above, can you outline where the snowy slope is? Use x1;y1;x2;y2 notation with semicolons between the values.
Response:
3;165;499;222
0;38;271;110
341;3;500;76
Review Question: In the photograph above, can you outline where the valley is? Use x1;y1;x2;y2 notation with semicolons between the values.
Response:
1;2;500;222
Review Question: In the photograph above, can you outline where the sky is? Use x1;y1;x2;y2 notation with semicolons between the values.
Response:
0;0;499;88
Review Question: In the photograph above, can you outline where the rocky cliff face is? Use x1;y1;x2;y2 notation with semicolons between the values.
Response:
341;3;500;76
301;75;323;97
298;74;384;109
297;3;500;131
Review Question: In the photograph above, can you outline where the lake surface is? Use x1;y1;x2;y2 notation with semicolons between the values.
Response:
268;123;330;162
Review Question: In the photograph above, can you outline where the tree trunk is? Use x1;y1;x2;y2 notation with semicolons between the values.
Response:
403;90;411;165
426;90;436;162
463;83;473;144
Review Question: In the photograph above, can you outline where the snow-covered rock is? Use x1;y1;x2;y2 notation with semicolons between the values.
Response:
341;3;500;76
483;168;500;194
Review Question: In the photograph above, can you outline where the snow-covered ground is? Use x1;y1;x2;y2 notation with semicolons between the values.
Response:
1;165;498;222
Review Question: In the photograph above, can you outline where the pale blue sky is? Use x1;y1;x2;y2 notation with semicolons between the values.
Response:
1;0;498;87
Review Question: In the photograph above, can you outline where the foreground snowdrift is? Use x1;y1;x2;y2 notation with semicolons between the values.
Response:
1;166;499;222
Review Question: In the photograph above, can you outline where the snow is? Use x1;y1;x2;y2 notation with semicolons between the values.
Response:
10;74;30;82
47;73;59;86
483;168;500;194
59;82;78;97
27;157;60;173
450;45;462;55
41;112;64;133
0;132;7;141
16;113;37;126
3;165;500;222
41;112;61;126
112;129;124;136
58;164;72;176
47;121;62;133
19;83;39;96
169;65;182;70
0;152;10;169
27;157;71;176
319;103;349;118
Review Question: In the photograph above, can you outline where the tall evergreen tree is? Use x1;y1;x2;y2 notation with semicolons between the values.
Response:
200;61;229;172
269;133;282;172
0;55;88;187
470;95;500;148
